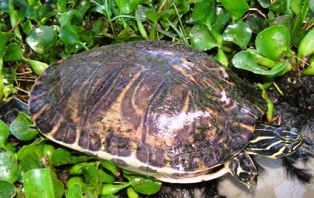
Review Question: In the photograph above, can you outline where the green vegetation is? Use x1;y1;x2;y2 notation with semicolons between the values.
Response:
0;0;313;197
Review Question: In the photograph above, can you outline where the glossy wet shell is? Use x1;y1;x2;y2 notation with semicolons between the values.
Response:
29;41;263;182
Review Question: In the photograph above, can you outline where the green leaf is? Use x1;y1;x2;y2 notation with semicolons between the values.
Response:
9;112;39;141
24;59;49;75
298;28;314;58
257;0;272;8
26;26;57;54
19;153;42;173
219;0;249;21
24;168;55;198
247;49;277;68
66;177;85;189
51;148;94;166
232;51;290;76
189;0;216;25
145;10;161;24
17;141;44;160
53;178;65;198
82;164;102;197
101;183;131;195
0;151;20;183
0;32;12;59
114;0;144;14
190;24;218;50
66;184;83;198
211;7;230;33
0;119;10;149
255;25;291;60
3;43;24;61
125;175;162;195
99;169;116;184
127;187;139;198
100;160;118;176
0;181;16;198
223;21;252;48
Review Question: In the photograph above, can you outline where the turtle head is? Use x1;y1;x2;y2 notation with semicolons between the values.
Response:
246;124;303;158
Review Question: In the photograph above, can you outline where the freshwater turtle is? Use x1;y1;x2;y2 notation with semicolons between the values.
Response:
29;40;302;186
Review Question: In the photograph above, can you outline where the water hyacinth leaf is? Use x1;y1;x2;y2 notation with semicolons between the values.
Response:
145;10;161;24
53;178;65;198
114;0;143;14
211;7;230;32
257;0;272;8
99;169;116;184
82;164;102;197
247;49;277;68
255;25;290;60
66;177;85;189
20;152;42;173
0;119;9;149
303;59;314;75
268;0;287;13
245;15;268;34
127;187;139;198
0;32;12;58
232;51;289;76
51;148;94;166
0;151;20;183
101;183;131;195
0;181;16;198
223;21;252;48
126;175;162;195
100;160;118;176
24;168;55;198
9;112;38;141
3;43;24;61
66;184;83;198
17;141;44;160
190;0;216;24
24;59;48;75
219;0;249;21
26;26;57;54
190;24;218;51
298;28;314;58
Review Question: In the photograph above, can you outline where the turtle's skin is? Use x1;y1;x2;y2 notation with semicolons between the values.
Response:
29;40;302;186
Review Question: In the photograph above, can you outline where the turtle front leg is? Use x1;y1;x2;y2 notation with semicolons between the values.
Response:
226;151;257;187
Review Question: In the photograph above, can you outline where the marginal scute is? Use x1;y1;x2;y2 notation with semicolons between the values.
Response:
136;144;149;163
148;148;165;168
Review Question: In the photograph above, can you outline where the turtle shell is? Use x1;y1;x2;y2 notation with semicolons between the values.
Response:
29;40;264;182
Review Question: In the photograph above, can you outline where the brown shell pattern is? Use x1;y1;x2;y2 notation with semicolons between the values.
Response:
29;41;263;181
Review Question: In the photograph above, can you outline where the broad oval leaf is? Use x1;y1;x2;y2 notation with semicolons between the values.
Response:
190;24;218;51
9;112;38;141
223;21;252;48
232;51;289;76
0;151;20;183
114;0;143;14
255;25;290;60
219;0;249;21
0;181;16;198
26;26;57;54
127;175;162;195
24;168;55;198
0;119;10;149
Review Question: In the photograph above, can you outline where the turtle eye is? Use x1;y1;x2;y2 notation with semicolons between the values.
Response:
282;136;293;145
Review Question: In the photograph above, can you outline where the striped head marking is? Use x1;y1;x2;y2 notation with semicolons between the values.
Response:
246;124;303;158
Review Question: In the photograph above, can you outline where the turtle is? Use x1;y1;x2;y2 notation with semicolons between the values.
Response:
29;40;303;187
